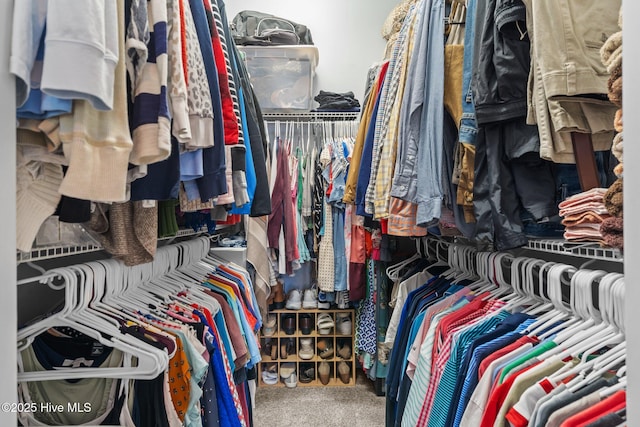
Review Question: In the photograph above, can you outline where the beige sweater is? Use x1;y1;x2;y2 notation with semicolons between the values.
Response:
58;0;133;202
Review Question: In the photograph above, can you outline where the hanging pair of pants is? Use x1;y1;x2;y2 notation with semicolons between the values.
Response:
473;118;557;250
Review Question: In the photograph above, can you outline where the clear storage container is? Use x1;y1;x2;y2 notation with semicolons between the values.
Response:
238;46;319;112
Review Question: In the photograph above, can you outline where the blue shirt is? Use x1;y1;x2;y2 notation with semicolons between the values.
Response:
452;318;536;427
427;311;510;427
445;312;533;426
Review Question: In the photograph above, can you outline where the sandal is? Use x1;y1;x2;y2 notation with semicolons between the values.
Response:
319;346;334;360
262;315;277;336
317;313;334;335
338;343;351;360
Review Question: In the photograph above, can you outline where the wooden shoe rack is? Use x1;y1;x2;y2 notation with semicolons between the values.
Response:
258;308;356;387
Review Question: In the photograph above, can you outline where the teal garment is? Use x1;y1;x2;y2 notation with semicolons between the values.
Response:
402;310;428;376
401;298;471;427
498;340;558;383
213;308;236;373
427;311;510;427
174;330;208;427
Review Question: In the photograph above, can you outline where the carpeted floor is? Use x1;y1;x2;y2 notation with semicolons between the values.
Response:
253;371;386;427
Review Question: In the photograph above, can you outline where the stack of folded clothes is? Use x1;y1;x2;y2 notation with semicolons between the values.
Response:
559;188;611;244
602;178;623;249
314;90;360;111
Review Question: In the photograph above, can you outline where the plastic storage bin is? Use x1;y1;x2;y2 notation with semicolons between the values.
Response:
238;46;319;112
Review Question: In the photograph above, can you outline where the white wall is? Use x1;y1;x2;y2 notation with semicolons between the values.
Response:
1;0;17;424
226;0;398;105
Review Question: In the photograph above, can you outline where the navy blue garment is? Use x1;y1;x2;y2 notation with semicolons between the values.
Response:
445;312;533;426
355;83;383;218
227;35;272;217
56;195;92;223
189;0;227;200
386;276;452;427
393;282;466;427
201;349;220;427
131;135;181;200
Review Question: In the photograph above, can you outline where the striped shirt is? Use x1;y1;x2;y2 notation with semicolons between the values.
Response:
452;320;536;427
402;300;469;427
426;311;510;427
371;8;421;218
365;3;419;217
417;300;504;426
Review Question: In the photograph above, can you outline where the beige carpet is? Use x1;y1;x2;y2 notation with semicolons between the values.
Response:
253;371;386;427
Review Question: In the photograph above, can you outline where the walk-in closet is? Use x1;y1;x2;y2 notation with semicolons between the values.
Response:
3;0;639;426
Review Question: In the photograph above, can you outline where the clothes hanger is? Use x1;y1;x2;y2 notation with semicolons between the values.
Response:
18;267;167;381
386;238;423;281
541;270;623;365
536;269;603;341
524;263;576;337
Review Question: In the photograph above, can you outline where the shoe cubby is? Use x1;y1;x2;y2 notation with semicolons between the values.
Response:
257;308;356;387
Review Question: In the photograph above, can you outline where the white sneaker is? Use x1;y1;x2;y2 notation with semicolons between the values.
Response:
299;338;314;360
302;288;318;309
336;314;352;335
285;289;302;310
262;368;278;385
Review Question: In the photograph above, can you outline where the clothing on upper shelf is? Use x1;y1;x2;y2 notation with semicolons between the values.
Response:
11;0;271;256
339;0;620;251
559;188;611;244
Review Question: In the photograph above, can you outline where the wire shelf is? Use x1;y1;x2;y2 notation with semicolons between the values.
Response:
263;111;360;120
17;226;212;264
525;239;623;263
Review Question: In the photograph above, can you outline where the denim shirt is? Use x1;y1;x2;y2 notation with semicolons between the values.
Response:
415;0;445;226
459;0;479;146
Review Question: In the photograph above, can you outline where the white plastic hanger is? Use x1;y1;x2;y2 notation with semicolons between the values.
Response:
18;267;166;382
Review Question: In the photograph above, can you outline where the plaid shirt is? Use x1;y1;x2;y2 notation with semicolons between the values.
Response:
365;4;420;217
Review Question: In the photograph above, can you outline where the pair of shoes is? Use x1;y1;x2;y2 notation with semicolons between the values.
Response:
299;314;313;335
219;236;246;247
319;345;334;360
317;291;331;309
268;282;285;311
318;361;331;385
286;289;302;310
336;290;349;309
336;313;352;335
262;315;277;336
302;287;318;309
317;338;330;352
337;343;351;360
262;340;278;360
280;338;295;359
299;338;314;360
280;362;297;388
282;314;295;335
299;367;315;383
285;372;297;388
338;361;351;384
262;364;278;385
317;313;334;335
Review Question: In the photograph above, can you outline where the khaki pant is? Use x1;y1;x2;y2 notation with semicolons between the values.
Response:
524;0;620;163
